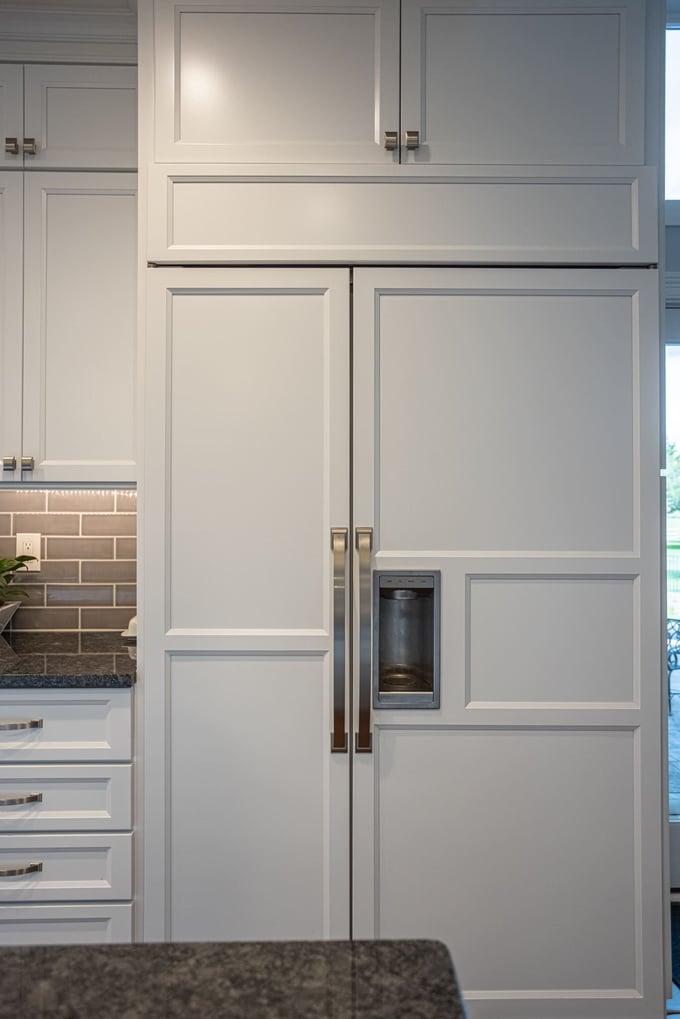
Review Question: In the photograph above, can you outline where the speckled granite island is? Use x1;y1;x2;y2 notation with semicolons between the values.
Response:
0;940;467;1018
0;631;135;687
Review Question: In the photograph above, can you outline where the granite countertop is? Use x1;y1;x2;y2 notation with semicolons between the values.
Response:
0;630;136;687
0;940;466;1019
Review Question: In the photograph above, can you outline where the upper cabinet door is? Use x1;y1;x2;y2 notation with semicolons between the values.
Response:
22;173;137;484
153;0;400;164
0;173;23;484
23;65;137;169
0;66;23;169
400;0;646;166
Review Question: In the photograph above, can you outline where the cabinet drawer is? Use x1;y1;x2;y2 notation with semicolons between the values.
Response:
0;765;131;832
0;689;131;762
0;903;132;944
0;832;131;901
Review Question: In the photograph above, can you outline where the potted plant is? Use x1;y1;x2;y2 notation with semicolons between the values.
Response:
0;556;37;633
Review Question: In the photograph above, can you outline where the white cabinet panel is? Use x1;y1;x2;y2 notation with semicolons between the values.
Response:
24;65;137;169
0;172;22;481
0;903;132;944
0;65;22;169
373;728;638;991
369;280;641;553
148;166;657;266
467;577;637;706
0;832;131;901
0;689;132;763
0;765;132;832
166;281;345;632
22;172;137;483
153;0;399;164
169;655;346;940
401;0;645;166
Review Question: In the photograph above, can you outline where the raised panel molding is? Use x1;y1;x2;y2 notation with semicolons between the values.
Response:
466;574;638;707
148;166;658;265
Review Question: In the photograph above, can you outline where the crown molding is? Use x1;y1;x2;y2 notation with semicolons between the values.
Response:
0;6;137;63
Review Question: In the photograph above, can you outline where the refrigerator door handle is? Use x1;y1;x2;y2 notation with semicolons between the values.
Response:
355;526;373;753
331;528;349;753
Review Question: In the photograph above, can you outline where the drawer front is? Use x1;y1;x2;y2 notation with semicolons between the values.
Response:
0;765;131;832
0;689;131;762
0;832;131;901
0;903;132;944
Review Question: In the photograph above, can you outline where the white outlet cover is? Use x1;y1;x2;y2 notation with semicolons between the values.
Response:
15;533;41;571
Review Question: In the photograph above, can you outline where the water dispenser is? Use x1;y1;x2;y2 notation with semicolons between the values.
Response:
372;571;441;709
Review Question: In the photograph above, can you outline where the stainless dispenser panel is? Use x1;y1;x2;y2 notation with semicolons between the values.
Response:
373;571;441;709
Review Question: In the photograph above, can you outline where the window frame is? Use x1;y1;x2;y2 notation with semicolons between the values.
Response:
669;2;680;222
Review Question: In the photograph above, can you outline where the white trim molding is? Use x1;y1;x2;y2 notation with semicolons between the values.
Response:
0;3;137;63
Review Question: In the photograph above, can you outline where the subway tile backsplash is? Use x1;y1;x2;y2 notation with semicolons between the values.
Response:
0;489;136;632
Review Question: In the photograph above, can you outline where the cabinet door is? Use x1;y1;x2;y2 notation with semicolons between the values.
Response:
352;268;663;1018
142;268;350;941
400;0;645;166
0;65;22;169
0;172;22;484
153;0;399;164
24;65;137;169
22;173;137;484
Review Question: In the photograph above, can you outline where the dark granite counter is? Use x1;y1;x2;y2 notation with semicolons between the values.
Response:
0;940;466;1019
0;630;135;687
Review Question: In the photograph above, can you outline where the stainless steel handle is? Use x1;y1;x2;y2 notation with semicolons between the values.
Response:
0;862;43;877
23;138;37;156
4;137;19;155
21;456;34;472
0;719;43;731
355;527;373;754
0;792;42;806
384;130;398;151
404;130;420;150
2;456;16;472
330;528;348;753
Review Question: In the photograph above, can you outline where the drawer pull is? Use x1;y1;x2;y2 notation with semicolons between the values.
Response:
0;792;42;806
0;719;43;731
0;861;43;877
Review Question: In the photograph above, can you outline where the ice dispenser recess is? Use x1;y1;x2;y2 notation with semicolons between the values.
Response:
373;571;441;709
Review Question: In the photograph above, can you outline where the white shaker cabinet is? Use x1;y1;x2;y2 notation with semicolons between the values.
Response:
0;688;133;945
151;0;646;168
0;171;137;485
1;64;137;170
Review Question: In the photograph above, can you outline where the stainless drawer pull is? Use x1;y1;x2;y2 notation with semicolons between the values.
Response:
0;792;42;806
0;861;43;877
0;719;43;731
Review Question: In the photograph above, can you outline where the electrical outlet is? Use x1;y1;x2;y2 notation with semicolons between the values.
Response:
15;533;41;571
